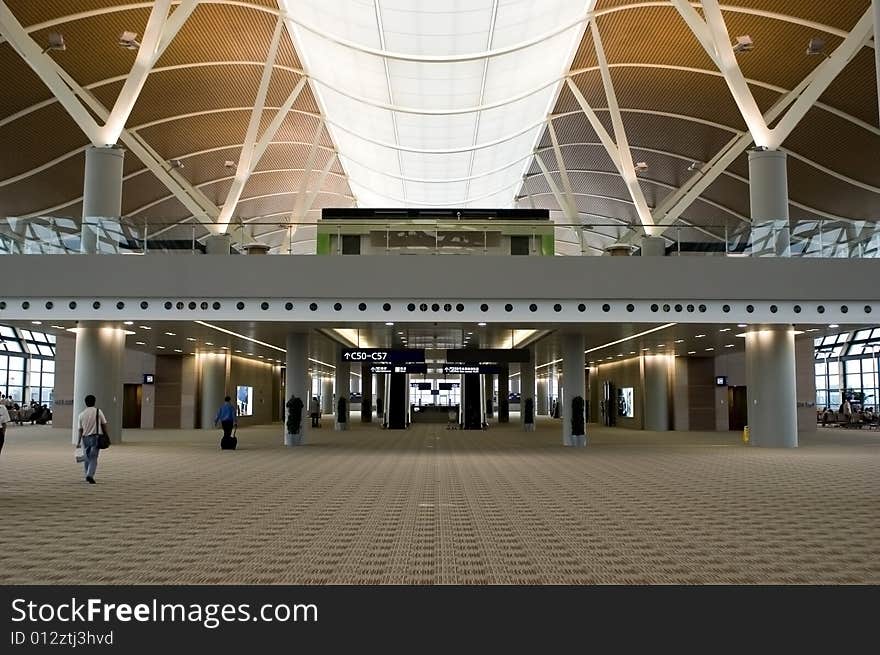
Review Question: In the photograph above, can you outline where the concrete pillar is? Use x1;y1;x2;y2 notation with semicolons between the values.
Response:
537;378;548;416
562;333;586;447
335;353;350;430
321;378;333;414
361;363;372;422
745;326;798;448
749;149;790;257
199;353;228;430
284;332;309;446
81;146;124;254
484;374;494;418
497;364;510;423
71;324;125;444
640;236;667;257
521;357;536;432
643;355;670;431
205;234;232;255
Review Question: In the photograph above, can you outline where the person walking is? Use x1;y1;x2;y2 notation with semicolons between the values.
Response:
214;395;237;440
309;396;320;428
76;395;108;484
0;400;10;456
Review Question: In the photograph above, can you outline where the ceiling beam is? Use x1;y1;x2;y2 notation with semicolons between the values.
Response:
546;121;578;221
99;0;199;145
216;15;286;232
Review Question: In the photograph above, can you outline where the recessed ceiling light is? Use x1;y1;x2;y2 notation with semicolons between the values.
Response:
135;341;145;345
675;339;684;343
719;328;731;333
695;334;706;338
705;347;715;351
725;344;735;348
186;337;196;342
140;325;151;330
31;321;42;325
688;351;696;355
173;349;182;353
642;347;650;351
737;324;747;328
156;345;165;349
221;346;228;350
205;342;213;346
657;344;665;348
165;332;176;336
806;329;819;332
51;325;65;330
478;322;487;327
123;321;134;326
235;349;242;353
385;322;394;326
829;324;839;329
629;351;636;355
617;354;624;357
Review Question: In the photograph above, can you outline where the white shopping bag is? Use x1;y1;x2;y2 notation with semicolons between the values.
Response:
74;446;85;464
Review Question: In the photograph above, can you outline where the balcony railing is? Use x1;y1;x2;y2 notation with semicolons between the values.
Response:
0;215;878;258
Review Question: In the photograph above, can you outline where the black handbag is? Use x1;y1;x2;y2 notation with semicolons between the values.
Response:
96;407;111;449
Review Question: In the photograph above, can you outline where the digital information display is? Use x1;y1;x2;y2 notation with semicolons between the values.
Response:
342;348;426;363
715;376;729;387
370;363;428;374
442;364;502;375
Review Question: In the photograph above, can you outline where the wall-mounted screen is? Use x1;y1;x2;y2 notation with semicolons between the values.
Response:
618;387;634;418
236;386;253;417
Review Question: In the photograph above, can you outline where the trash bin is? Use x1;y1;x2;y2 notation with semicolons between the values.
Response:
742;425;750;444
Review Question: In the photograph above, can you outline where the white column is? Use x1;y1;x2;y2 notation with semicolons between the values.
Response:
562;333;586;447
335;352;350;430
746;326;798;448
321;378;333;414
521;355;536;432
536;378;548;415
205;234;232;255
498;365;510;423
749;149;790;257
81;146;124;254
199;353;228;430
71;324;125;444
643;355;670;431
284;332;309;446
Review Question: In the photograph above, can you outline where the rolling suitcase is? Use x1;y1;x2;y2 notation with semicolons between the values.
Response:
220;428;238;450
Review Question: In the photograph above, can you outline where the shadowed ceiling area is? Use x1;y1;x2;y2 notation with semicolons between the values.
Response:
0;1;877;254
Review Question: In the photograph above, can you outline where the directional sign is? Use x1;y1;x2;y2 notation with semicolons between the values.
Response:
370;363;428;374
445;348;530;363
442;364;502;375
342;348;426;363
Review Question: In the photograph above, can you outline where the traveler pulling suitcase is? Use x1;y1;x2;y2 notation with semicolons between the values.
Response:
220;427;238;450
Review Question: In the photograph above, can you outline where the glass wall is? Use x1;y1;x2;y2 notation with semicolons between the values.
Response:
815;329;880;411
0;324;56;406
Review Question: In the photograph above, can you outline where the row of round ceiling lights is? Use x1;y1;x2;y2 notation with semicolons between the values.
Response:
0;300;874;315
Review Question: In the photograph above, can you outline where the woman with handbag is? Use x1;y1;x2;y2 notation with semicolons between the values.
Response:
76;394;110;484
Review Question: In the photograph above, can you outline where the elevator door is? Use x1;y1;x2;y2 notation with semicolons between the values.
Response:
728;386;747;431
122;384;142;429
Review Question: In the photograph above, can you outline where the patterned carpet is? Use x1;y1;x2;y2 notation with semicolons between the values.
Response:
0;419;877;584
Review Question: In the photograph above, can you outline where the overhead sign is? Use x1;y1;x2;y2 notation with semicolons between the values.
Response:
715;376;729;387
442;364;502;375
143;374;155;385
445;348;530;363
370;363;428;375
342;348;425;363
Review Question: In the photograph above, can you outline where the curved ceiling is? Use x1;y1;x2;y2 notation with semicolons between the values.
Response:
0;0;877;254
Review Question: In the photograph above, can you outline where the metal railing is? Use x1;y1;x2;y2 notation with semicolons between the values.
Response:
1;215;878;258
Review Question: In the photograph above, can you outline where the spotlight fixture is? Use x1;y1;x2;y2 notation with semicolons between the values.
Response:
806;37;827;57
123;321;134;326
224;160;236;169
135;341;146;346
478;322;487;327
118;31;141;50
43;33;66;53
164;332;176;336
31;321;42;325
169;159;185;169
829;324;840;329
385;322;394;326
687;161;699;172
732;35;754;53
634;162;649;174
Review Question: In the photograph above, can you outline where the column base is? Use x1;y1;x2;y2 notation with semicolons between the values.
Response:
335;422;348;431
523;423;536;432
284;433;304;447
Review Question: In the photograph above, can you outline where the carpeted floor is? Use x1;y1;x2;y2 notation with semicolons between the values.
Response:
0;419;877;584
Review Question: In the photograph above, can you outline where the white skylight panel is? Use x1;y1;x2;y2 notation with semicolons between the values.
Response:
282;0;590;208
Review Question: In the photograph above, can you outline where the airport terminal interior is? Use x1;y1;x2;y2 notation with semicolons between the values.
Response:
0;1;879;585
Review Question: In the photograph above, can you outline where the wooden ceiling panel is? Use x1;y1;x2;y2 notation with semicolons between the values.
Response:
0;104;89;181
0;152;84;217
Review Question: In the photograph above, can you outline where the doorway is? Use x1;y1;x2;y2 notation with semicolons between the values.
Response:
728;386;747;431
122;384;142;429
